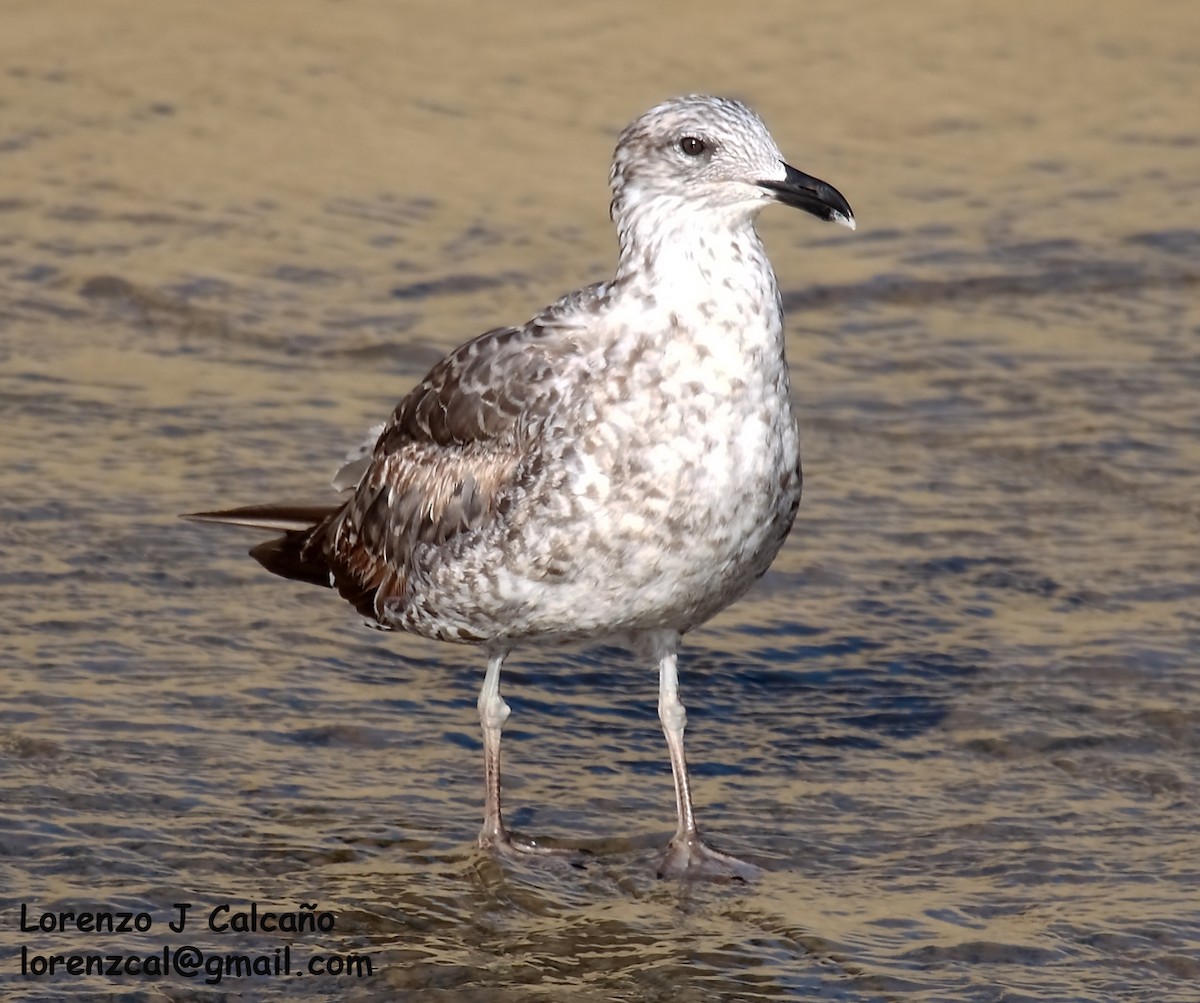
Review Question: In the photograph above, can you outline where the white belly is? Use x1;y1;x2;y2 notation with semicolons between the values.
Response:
533;344;802;632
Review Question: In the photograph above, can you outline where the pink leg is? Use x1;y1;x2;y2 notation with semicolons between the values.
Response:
655;640;760;880
476;649;578;859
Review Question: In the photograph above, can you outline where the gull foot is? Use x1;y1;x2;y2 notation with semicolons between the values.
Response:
657;832;762;881
479;830;591;868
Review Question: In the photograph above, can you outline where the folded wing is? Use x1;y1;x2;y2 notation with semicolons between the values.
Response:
190;320;586;627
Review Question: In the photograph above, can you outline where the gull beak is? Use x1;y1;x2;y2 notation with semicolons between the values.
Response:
758;162;855;230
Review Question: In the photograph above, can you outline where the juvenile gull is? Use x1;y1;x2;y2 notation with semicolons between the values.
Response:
189;95;855;879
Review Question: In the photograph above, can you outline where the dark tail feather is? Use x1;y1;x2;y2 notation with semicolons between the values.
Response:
248;532;335;589
184;503;340;589
184;504;338;533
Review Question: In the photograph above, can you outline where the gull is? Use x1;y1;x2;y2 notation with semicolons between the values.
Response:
189;95;855;879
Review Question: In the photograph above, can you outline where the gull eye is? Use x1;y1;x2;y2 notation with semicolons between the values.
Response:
678;136;707;157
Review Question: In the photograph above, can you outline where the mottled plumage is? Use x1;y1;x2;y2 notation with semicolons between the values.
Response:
190;95;854;878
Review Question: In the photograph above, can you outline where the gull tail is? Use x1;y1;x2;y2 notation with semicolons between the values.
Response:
184;504;337;533
184;503;339;590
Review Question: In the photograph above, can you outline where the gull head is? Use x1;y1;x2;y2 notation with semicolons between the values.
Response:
609;95;854;232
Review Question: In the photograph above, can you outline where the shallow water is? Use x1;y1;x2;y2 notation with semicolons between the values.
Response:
2;1;1199;1000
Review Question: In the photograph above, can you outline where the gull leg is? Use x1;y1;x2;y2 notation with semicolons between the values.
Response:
477;648;512;846
656;640;761;880
476;648;580;860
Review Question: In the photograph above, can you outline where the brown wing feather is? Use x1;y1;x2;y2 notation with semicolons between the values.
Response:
303;321;585;624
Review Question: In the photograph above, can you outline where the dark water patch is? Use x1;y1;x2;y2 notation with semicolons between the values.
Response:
1116;130;1200;148
703;651;974;745
1028;159;1069;173
8;295;90;321
0;129;51;154
993;237;1086;260
782;260;1200;312
77;273;321;358
441;222;512;257
271;263;344;285
114;210;225;231
45;203;101;223
277;725;400;749
324;193;437;228
856;227;907;245
913;555;1060;599
35;235;167;258
367;232;402;247
317;337;445;374
389;271;526;301
1066;185;1121;202
1125;228;1200;257
901;248;1005;271
738;620;826;639
744;636;887;668
902;185;972;203
0;497;84;524
986;444;1200;526
901;939;1064;965
79;273;236;343
320;311;420;334
79;274;142;300
12;263;59;283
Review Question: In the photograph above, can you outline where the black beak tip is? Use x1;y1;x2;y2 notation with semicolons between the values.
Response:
760;162;855;231
817;203;857;231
